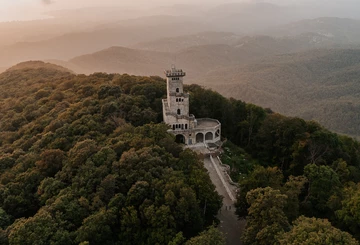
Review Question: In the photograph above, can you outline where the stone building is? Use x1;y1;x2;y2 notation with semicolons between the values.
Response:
162;65;221;145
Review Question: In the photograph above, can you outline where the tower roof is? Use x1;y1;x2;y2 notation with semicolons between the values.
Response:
165;65;186;77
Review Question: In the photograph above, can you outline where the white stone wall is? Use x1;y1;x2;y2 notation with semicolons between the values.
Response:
168;95;189;116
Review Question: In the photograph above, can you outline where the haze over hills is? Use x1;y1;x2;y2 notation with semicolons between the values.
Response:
3;1;360;244
0;15;212;68
1;0;360;140
3;15;360;69
2;2;360;68
58;44;248;78
54;32;355;78
204;2;299;33
197;49;360;138
132;32;242;52
40;36;360;138
269;17;360;43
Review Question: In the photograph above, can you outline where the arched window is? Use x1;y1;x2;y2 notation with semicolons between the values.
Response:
177;109;181;115
205;132;213;141
173;125;175;130
185;124;188;129
176;88;180;93
181;124;184;129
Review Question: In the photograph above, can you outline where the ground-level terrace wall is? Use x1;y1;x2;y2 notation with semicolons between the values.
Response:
170;122;221;145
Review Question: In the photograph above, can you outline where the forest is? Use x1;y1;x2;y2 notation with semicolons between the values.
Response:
0;61;360;244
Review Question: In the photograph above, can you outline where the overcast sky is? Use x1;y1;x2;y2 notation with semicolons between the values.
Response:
0;0;359;22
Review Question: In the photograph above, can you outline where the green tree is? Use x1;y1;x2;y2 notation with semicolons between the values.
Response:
282;175;308;221
7;210;73;245
242;187;290;245
235;166;283;217
303;164;341;216
75;209;117;245
253;114;307;173
336;183;360;240
0;208;12;229
185;225;225;245
332;158;351;184
278;216;358;245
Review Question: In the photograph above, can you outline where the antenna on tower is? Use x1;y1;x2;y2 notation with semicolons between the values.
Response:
171;54;177;70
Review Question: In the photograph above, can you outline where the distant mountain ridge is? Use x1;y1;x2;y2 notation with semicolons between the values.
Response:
197;49;360;138
132;32;242;52
0;15;211;68
5;61;73;73
53;32;356;79
270;17;360;43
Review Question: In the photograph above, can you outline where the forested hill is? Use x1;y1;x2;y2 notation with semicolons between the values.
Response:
199;49;360;138
0;62;360;244
0;62;223;244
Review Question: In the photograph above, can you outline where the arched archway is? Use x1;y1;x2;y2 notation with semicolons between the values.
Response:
205;132;213;141
196;133;204;143
175;134;185;144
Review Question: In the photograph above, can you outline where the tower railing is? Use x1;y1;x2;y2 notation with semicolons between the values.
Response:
165;69;186;77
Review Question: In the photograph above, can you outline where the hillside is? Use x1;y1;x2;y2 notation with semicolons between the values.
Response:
67;47;173;75
205;2;298;33
132;32;242;53
61;44;250;78
1;63;360;244
198;49;360;138
0;63;224;244
5;61;74;73
271;17;360;44
59;33;350;78
0;15;211;68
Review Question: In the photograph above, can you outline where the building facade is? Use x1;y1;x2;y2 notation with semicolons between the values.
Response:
162;66;221;145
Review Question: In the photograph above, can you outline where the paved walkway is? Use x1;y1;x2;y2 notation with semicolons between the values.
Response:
203;154;246;245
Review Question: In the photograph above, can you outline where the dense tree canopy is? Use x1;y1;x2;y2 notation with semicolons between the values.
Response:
1;62;360;244
0;64;222;244
278;216;359;245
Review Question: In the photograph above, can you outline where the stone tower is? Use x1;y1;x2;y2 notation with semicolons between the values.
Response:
165;65;189;118
162;66;221;146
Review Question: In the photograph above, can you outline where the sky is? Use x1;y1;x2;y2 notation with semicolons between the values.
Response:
0;0;359;22
0;0;130;21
